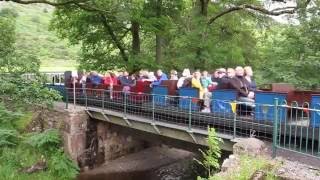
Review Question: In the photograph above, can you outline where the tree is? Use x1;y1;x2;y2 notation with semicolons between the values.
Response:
1;0;317;88
0;8;60;107
256;0;320;88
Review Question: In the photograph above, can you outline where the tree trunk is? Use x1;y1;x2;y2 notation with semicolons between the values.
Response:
100;14;128;62
131;20;140;55
199;0;209;16
155;34;163;63
155;0;163;63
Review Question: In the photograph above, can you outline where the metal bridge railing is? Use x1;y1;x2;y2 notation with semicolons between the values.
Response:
64;87;320;159
274;100;320;158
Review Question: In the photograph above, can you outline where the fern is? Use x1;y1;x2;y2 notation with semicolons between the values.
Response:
0;129;19;147
25;129;61;153
196;128;222;178
0;103;23;129
48;150;80;180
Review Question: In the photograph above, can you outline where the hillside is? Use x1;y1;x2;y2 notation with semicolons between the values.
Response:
0;2;79;72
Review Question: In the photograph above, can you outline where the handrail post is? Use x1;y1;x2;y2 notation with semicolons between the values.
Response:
272;98;279;158
65;87;68;109
233;102;237;139
152;94;155;122
124;92;127;119
85;88;88;109
188;97;192;131
102;89;105;109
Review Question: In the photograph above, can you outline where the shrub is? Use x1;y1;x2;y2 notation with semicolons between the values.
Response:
25;129;61;153
48;150;80;179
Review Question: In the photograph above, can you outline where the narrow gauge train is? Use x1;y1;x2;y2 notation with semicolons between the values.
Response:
61;78;320;142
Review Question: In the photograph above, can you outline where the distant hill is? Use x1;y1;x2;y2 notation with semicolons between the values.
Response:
0;2;79;72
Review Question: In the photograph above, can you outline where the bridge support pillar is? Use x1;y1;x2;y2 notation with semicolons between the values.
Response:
62;109;88;161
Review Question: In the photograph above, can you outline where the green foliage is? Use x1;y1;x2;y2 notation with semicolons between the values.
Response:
14;112;34;131
0;11;16;66
210;155;279;180
196;128;222;178
25;129;61;153
0;144;79;180
0;103;22;128
1;3;79;71
0;129;19;147
48;150;80;180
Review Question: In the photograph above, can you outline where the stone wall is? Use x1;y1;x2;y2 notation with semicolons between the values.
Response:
96;121;148;162
62;109;88;161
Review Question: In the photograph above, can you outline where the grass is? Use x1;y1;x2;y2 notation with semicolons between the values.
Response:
1;2;79;72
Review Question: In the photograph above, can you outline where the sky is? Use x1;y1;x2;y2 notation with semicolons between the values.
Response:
264;0;299;24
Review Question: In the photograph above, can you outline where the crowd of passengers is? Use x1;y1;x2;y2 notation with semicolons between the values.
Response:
75;66;256;113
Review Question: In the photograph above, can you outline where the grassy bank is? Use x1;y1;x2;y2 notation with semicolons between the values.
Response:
1;2;79;72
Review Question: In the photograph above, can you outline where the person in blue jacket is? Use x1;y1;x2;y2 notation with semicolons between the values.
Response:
151;69;168;87
90;71;102;87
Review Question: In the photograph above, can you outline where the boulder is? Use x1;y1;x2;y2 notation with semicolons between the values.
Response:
233;138;266;156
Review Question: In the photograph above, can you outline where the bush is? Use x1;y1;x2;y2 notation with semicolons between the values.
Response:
25;129;61;153
48;150;80;180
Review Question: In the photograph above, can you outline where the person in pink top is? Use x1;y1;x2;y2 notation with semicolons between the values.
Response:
110;72;118;86
103;72;114;86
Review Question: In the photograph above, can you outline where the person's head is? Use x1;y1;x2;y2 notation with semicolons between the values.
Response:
213;70;219;78
202;70;208;77
227;68;235;78
139;69;147;78
244;66;253;77
92;71;98;76
156;69;163;77
218;68;226;78
235;66;244;77
182;68;191;77
104;72;111;77
117;71;123;77
193;70;201;79
170;70;177;78
148;72;155;80
123;71;129;77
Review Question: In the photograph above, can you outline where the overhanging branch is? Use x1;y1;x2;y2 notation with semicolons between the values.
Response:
207;0;312;25
1;0;88;6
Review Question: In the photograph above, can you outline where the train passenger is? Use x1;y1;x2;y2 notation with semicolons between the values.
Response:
211;69;220;83
119;71;135;92
200;71;214;112
170;70;178;80
138;69;149;81
244;66;257;91
191;70;211;112
130;74;137;87
216;68;230;89
148;72;157;82
90;71;102;87
227;68;235;78
234;66;254;104
110;72;118;86
191;70;205;99
201;70;213;89
177;68;191;89
103;72;113;86
151;70;168;87
80;71;88;85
